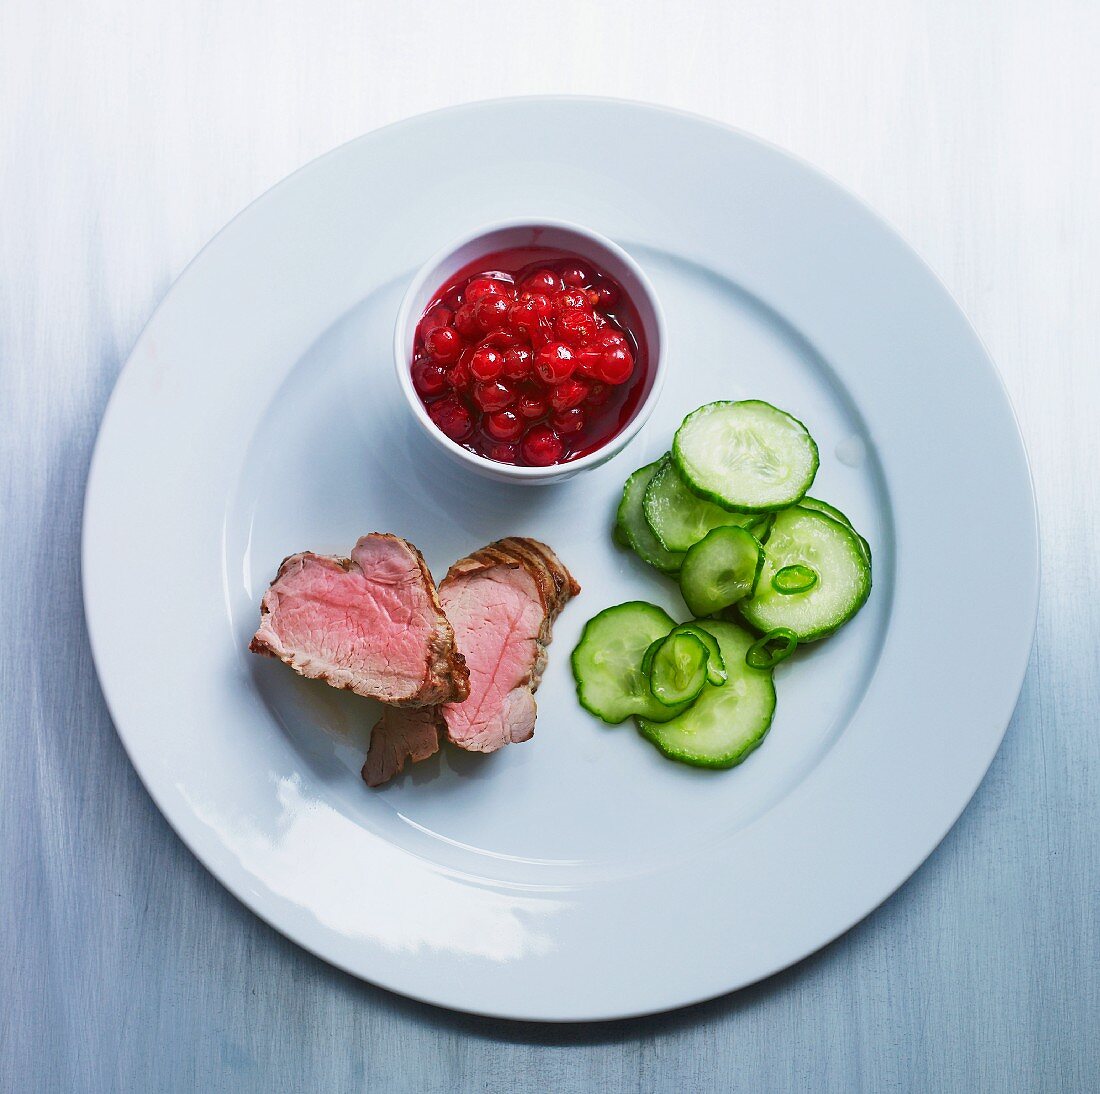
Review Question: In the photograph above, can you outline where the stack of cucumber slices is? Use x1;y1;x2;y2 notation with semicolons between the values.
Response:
572;400;872;770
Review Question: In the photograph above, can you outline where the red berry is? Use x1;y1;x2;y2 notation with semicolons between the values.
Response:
412;361;448;397
560;265;590;287
595;329;629;352
522;269;560;295
598;345;634;384
446;360;472;391
485;409;525;441
585;381;611;406
488;442;518;464
590;282;618;308
464;276;506;304
555;309;599;346
554;289;591;315
551;407;585;434
521;425;564;466
418;307;454;339
424;325;462;363
516;391;548;419
503;346;534;380
527;318;555;350
535;342;575;384
454;303;480;338
574;347;605;379
469;346;504;381
508;297;541;335
481;328;521;349
473;379;515;412
519;291;553;317
474;294;510;331
550;377;589;411
430;398;473;441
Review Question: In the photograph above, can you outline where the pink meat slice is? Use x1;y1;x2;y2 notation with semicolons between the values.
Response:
362;538;578;784
250;533;469;706
439;559;546;752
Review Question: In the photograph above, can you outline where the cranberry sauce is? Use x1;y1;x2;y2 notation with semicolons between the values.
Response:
410;248;649;466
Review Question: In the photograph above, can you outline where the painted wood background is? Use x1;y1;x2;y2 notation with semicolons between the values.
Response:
2;1;1097;1089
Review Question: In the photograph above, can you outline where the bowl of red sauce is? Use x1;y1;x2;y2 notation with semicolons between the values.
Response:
395;219;666;483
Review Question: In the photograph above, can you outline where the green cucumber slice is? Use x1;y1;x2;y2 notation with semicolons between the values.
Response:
616;459;685;574
643;458;762;552
648;631;709;706
674;623;727;685
645;625;728;686
637;621;776;769
798;496;851;526
678;526;764;617
571;602;689;724
751;512;777;545
738;507;871;641
673;400;819;512
799;496;871;564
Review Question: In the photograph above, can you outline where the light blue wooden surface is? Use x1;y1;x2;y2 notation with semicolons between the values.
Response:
3;1;1098;1090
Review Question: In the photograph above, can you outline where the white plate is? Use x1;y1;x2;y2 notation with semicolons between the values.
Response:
83;98;1038;1021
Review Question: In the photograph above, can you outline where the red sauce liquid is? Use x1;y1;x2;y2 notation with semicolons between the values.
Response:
411;248;649;467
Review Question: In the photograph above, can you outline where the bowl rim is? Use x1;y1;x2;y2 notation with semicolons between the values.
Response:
392;215;667;480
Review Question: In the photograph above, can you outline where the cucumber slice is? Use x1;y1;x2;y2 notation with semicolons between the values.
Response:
637;621;776;769
673;400;819;512
752;511;777;545
799;496;871;564
571;602;689;724
645;625;727;686
643;458;761;552
648;631;709;706
616;459;685;574
678;526;764;617
674;623;727;685
738;507;871;641
798;496;851;527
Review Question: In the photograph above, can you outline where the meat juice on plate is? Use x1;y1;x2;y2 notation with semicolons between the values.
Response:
411;249;649;466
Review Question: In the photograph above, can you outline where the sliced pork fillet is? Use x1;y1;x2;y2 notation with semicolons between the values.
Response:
441;538;577;751
250;533;469;706
360;537;578;785
362;706;443;787
438;552;547;752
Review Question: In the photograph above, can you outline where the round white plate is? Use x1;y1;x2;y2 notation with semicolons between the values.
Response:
83;98;1038;1021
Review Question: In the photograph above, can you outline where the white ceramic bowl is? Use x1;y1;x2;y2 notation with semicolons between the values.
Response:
393;218;667;484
